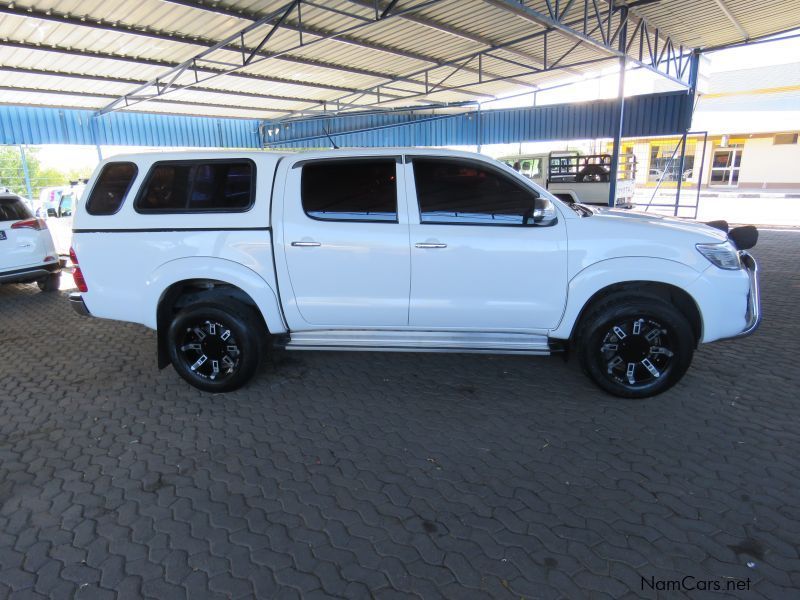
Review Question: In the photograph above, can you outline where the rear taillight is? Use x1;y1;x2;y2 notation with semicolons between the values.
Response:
11;218;47;230
70;247;88;293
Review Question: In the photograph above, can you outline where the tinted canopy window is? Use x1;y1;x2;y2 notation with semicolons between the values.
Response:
413;159;538;225
301;159;397;222
136;161;254;213
0;197;33;222
86;162;138;216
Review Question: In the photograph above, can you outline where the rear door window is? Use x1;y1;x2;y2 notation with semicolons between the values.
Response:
0;197;33;222
86;162;138;216
301;159;397;222
135;160;255;213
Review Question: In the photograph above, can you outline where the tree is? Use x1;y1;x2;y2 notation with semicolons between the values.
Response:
0;146;84;200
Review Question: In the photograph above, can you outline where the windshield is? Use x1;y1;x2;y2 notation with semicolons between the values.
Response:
0;197;33;222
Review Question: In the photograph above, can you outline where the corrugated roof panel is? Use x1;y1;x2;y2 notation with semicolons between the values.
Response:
264;90;692;148
0;104;262;146
632;0;800;49
0;0;795;121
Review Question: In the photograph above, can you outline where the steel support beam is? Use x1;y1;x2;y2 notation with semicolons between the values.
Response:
0;41;502;117
345;0;573;75
0;84;290;116
161;0;527;98
485;0;691;88
712;0;750;41
96;0;451;114
281;7;620;120
0;2;445;105
18;146;32;201
0;65;320;107
674;49;702;215
280;0;692;120
673;133;688;216
608;5;627;207
0;40;371;97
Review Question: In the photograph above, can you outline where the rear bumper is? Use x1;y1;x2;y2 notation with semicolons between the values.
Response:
69;292;91;317
0;262;61;284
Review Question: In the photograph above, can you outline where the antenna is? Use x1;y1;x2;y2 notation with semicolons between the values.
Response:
322;127;340;149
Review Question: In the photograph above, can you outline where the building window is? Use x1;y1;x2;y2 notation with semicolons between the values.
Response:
773;133;798;145
135;160;255;213
648;142;695;184
710;145;743;187
301;159;398;222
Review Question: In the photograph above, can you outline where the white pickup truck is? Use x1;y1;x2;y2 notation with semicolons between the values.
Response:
69;149;760;398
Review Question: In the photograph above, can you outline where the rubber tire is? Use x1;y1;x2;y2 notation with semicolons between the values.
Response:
37;272;61;292
167;300;263;393
576;295;695;399
577;165;610;183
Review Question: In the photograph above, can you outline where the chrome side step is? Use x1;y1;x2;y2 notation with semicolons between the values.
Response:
284;330;551;355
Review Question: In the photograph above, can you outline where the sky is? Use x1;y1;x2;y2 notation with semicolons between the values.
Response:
35;31;800;172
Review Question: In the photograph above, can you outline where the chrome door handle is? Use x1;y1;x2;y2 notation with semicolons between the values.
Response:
291;241;321;247
415;243;447;249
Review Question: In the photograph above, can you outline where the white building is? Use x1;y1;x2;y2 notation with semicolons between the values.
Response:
627;61;800;192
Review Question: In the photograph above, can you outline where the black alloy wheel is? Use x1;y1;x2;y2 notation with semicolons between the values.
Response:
600;317;675;388
176;319;242;383
167;301;262;393
577;296;694;398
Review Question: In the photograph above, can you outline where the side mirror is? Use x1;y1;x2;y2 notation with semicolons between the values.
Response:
47;208;57;217
528;197;558;227
729;225;758;250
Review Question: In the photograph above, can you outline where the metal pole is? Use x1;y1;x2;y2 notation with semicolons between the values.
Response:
18;145;33;201
90;114;103;161
694;130;708;220
608;5;627;207
476;104;482;153
673;133;688;216
644;138;684;212
674;50;701;216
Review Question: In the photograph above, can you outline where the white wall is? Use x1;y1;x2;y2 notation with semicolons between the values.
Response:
739;137;800;187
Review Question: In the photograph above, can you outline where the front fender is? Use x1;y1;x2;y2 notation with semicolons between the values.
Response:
550;257;704;340
144;256;286;333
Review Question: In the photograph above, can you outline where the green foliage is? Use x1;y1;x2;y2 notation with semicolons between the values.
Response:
0;146;85;200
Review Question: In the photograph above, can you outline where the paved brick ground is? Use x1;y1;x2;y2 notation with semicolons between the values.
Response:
1;230;799;599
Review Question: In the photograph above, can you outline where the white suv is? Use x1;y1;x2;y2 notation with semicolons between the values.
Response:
0;193;62;292
68;149;760;398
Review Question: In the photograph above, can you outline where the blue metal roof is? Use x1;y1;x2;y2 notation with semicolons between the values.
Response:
266;91;694;148
0;105;262;148
0;91;692;150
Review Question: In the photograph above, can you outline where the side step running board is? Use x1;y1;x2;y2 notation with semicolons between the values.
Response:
284;330;552;355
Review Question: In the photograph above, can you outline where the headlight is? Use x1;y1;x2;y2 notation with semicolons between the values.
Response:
696;241;742;270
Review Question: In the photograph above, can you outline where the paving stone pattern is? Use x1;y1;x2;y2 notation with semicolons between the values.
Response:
1;230;799;599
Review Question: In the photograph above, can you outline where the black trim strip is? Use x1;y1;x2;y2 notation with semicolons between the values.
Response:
73;227;271;233
0;262;60;280
291;155;402;169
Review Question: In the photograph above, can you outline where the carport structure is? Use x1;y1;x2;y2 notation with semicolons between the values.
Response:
1;0;800;202
1;0;798;118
